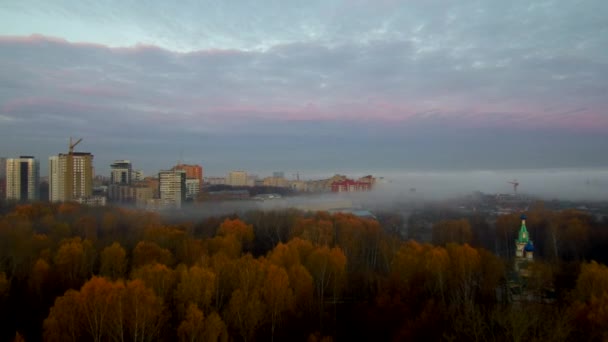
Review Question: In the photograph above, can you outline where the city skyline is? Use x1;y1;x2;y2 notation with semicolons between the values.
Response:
1;1;607;176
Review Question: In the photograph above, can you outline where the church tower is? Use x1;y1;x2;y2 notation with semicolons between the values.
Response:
515;214;534;260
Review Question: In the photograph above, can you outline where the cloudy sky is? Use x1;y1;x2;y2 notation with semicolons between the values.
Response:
1;0;607;178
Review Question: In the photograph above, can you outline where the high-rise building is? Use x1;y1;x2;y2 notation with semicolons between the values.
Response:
226;170;248;186
131;169;145;182
159;169;186;209
172;164;203;186
110;160;132;185
0;157;6;200
273;171;285;179
185;178;200;200
49;152;94;202
5;156;39;201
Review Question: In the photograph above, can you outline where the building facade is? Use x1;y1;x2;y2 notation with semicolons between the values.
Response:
263;176;289;188
185;178;200;200
0;157;6;200
159;169;186;209
49;152;94;202
172;164;203;186
110;160;132;185
131;170;145;182
5;156;39;201
226;171;248;186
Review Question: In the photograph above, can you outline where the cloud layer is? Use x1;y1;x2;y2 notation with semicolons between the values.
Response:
0;1;607;175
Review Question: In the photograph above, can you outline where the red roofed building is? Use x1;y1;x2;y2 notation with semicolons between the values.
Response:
172;164;203;185
331;178;373;193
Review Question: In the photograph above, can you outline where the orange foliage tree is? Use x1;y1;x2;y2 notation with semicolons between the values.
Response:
99;242;127;280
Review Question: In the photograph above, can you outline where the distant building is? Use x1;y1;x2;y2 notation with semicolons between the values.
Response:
131;170;145;182
159;169;186;209
0;157;7;200
134;186;154;208
205;177;226;185
136;177;160;199
288;180;307;192
273;171;285;178
206;190;250;201
331;178;373;193
172;164;203;186
76;196;107;206
5;156;39;201
515;214;534;260
226;171;248;186
185;178;200;200
110;160;132;185
357;175;376;187
108;184;137;203
263;176;289;188
247;174;258;187
307;174;347;192
49;152;94;202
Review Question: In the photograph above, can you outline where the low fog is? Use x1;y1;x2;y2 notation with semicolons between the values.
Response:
169;167;608;221
373;167;608;201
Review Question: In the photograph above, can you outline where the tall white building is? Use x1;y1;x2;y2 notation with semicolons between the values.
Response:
159;169;186;209
5;156;39;201
226;170;248;186
49;153;94;202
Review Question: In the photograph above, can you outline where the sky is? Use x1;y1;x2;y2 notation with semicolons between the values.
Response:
1;0;607;179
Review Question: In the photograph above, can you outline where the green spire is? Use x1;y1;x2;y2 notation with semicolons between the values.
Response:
517;221;529;244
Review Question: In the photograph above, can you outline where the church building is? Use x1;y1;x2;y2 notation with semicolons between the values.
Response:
515;214;534;260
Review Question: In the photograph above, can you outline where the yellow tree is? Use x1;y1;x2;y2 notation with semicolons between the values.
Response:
43;289;83;342
121;279;165;342
224;255;266;342
288;264;314;314
424;246;450;304
175;265;217;318
390;240;428;297
0;272;8;299
29;258;51;298
45;276;165;342
100;242;127;280
209;253;238;310
177;304;228;342
268;241;314;314
574;261;608;301
53;237;85;287
225;288;264;342
75;215;98;242
305;245;347;323
291;217;334;246
131;262;177;301
432;219;473;246
446;243;481;309
218;218;254;248
79;276;120;342
262;263;294;341
132;241;174;267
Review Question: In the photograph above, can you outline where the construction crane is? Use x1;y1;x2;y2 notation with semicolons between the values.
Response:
66;137;82;201
507;179;519;193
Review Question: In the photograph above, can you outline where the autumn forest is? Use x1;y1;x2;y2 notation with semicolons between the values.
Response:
1;202;608;341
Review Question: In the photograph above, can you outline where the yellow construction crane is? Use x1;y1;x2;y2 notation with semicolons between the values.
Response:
65;137;82;201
